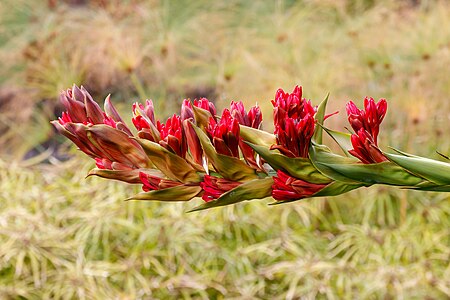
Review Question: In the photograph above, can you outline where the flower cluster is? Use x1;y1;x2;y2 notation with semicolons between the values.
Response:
346;98;388;164
268;86;326;201
52;85;149;182
52;84;450;210
271;85;316;158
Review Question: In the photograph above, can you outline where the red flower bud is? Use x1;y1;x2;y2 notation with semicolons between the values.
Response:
230;101;263;169
194;98;217;118
139;171;182;192
272;85;316;128
180;98;219;165
346;97;387;145
230;101;262;129
59;84;104;125
272;170;327;201
349;129;388;164
132;100;156;131
271;112;315;158
157;114;187;158
200;175;241;202
58;85;132;135
271;86;317;158
346;98;388;163
181;99;195;121
207;109;240;157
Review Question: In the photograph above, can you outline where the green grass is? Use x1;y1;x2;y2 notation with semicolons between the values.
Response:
0;0;449;298
1;155;449;299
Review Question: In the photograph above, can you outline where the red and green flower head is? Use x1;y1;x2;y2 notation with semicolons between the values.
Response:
207;109;240;158
132;100;156;132
52;85;149;177
270;86;327;200
230;101;263;169
346;97;387;144
230;101;262;129
271;86;316;158
181;98;217;166
156;114;187;158
346;97;388;164
132;100;188;158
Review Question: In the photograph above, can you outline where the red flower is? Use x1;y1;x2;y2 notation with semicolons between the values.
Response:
58;85;132;134
132;100;156;131
271;114;315;158
346;98;388;164
230;101;263;169
59;84;103;124
272;170;327;201
200;175;241;202
180;99;216;166
346;97;387;144
180;97;217;125
53;86;149;175
271;85;316;128
133;100;188;158
349;129;387;164
157;114;187;158
193;98;217;118
139;172;182;192
230;101;262;129
270;86;317;158
207;109;240;157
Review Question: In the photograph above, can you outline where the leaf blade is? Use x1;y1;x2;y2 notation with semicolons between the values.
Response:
247;142;332;184
313;92;330;144
127;185;202;202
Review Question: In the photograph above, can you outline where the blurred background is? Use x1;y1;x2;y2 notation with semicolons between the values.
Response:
0;0;449;298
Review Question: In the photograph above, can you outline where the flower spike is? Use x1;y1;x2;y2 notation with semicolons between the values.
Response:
346;97;388;163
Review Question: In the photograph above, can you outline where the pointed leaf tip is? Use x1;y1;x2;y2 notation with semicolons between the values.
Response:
313;92;330;144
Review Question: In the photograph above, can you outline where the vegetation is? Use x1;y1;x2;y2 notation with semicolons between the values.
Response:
0;0;449;298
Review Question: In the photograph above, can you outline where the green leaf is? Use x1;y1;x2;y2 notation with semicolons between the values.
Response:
320;124;353;157
247;142;332;184
191;123;258;181
408;185;450;192
313;92;330;144
312;181;364;197
188;177;273;212
239;125;276;148
388;147;417;157
309;143;368;184
384;152;450;185
127;185;202;201
309;143;423;186
315;161;423;186
134;138;202;183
